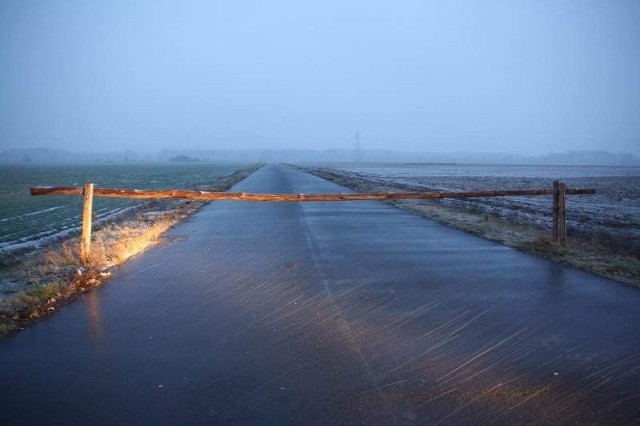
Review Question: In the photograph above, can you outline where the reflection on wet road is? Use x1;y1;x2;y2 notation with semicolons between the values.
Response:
85;290;102;342
1;164;639;425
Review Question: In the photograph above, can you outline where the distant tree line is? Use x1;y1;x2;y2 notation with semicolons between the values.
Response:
1;148;638;166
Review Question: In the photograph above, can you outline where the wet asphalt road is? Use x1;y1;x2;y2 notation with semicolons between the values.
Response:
1;163;640;425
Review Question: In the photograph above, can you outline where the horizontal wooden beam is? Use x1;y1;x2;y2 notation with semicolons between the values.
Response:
31;186;596;202
31;186;84;196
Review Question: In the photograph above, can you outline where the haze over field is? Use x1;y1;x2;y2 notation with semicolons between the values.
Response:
1;1;639;156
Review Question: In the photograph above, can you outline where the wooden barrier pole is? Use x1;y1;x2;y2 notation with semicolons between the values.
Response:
31;181;593;252
81;183;94;264
30;186;596;201
558;182;567;247
552;181;559;242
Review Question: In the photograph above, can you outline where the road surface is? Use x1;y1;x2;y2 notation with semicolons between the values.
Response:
1;164;639;425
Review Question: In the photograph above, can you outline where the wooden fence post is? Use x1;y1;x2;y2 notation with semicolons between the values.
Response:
552;181;559;242
558;182;567;247
81;183;94;263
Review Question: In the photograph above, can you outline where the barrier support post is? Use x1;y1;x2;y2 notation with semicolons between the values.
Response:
558;182;567;247
81;183;94;264
552;181;559;243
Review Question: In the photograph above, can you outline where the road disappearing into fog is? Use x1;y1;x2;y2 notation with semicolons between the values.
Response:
1;164;639;425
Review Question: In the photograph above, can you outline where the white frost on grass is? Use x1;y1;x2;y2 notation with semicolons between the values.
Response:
0;205;140;254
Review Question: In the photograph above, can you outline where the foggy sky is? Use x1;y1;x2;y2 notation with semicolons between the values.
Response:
1;0;639;155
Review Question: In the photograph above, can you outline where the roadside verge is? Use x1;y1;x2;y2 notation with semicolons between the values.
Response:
0;164;262;338
300;166;639;287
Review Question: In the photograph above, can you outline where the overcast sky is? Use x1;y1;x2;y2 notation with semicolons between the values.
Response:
1;0;639;155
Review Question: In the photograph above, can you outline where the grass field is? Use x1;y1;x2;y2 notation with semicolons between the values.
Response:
0;162;247;253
